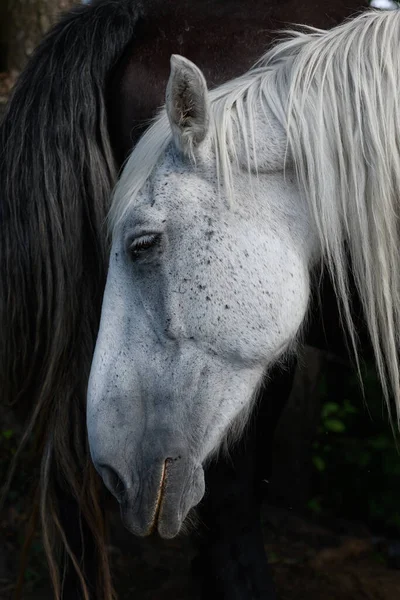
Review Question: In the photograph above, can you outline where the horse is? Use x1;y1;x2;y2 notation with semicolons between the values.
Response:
88;4;400;594
0;0;370;598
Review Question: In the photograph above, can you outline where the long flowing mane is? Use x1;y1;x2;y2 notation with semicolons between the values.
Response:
112;9;400;424
0;1;143;598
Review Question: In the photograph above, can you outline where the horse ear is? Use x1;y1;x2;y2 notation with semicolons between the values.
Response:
166;54;210;157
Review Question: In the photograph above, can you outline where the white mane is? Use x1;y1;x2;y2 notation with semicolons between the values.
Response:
111;10;400;424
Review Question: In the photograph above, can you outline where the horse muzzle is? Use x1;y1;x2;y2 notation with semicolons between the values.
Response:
98;453;205;538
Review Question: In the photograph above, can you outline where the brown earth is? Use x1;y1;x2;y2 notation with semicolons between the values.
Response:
4;502;399;600
109;506;400;600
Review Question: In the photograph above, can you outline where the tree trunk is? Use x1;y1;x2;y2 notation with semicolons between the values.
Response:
0;3;8;71
6;0;76;73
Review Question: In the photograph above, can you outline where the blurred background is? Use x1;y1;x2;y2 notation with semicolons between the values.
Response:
1;1;400;599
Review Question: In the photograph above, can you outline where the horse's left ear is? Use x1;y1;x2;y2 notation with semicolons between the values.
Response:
166;55;210;157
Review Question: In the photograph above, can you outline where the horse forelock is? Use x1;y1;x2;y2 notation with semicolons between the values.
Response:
111;9;400;425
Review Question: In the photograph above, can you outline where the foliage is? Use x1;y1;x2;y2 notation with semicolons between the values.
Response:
310;360;400;534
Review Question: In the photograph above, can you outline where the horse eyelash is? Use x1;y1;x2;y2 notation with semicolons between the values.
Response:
128;233;161;258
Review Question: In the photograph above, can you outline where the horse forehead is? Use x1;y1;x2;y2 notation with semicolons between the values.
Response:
151;151;216;205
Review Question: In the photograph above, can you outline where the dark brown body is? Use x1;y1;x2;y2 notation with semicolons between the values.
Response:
110;0;366;162
0;1;368;598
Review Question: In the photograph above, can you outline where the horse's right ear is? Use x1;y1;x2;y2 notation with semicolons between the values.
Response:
166;55;210;158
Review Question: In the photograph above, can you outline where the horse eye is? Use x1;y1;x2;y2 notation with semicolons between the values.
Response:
128;234;160;260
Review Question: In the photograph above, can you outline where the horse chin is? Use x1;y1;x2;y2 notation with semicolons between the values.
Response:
119;462;205;539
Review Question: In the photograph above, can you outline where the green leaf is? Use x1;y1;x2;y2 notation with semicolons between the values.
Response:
308;497;322;514
321;402;339;420
2;429;13;439
312;456;326;472
368;435;390;450
343;399;358;414
324;419;346;433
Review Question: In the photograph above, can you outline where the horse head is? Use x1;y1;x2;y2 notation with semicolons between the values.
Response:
87;54;316;537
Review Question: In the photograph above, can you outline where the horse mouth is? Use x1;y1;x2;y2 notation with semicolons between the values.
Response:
119;460;205;539
148;458;170;535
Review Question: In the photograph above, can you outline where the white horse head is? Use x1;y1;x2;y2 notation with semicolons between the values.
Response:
87;10;400;538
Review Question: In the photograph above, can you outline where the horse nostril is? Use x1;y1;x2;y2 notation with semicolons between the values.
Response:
99;465;126;502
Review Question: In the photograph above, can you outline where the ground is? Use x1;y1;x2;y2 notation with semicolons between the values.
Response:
2;499;400;599
111;507;400;600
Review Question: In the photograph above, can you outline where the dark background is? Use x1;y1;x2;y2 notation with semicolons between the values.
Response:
1;1;400;598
